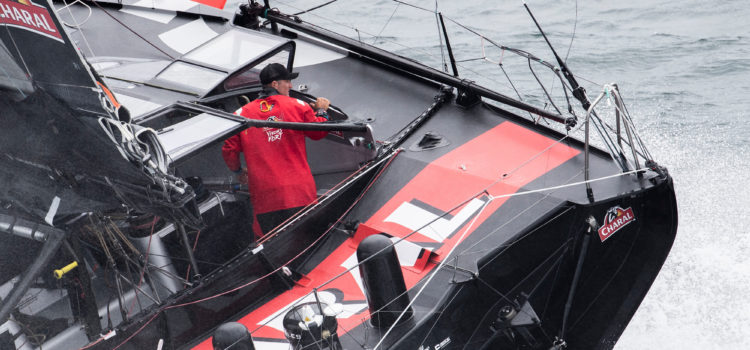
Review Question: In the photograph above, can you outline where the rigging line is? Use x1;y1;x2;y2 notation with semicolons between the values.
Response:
255;187;491;337
598;108;649;163
247;154;408;332
391;0;433;13
547;0;579;99
528;57;563;115
456;182;579;257
516;247;569;343
170;149;402;310
603;89;653;160
275;0;443;60
258;149;401;244
291;0;340;15
492;237;572;302
566;215;646;333
417;284;465;347
0;42;27;97
127;216;157;316
61;0;96;58
76;238;222;268
336;318;368;349
89;1;175;60
272;0;362;40
249;277;428;338
312;191;484;292
314;132;585;295
501;121;583;180
540;244;568;320
300;309;327;350
455;57;485;63
499;64;536;120
184;229;202;282
372;3;401;45
588;111;629;170
456;171;584;262
564;0;578;63
574;73;601;87
461;294;506;350
373;199;492;350
2;26;32;90
142;261;192;284
117;274;160;305
123;255;146;314
461;245;569;350
108;218;141;256
286;0;565;107
442;13;579;99
489;167;647;202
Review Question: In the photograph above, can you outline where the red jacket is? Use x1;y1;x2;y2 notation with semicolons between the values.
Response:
222;94;327;215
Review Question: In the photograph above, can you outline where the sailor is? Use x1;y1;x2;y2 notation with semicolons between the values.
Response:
222;63;330;237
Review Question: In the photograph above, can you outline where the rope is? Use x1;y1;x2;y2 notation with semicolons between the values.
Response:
372;3;400;45
257;148;400;243
0;42;28;97
368;167;649;349
373;196;492;349
90;1;174;60
291;0;340;16
61;0;96;57
459;173;580;260
564;0;579;63
528;57;564;115
184;230;202;282
489;167;648;202
126;216;157;316
249;150;403;333
391;0;432;13
110;150;402;348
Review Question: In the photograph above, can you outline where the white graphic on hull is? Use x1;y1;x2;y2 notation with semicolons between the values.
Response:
384;198;486;242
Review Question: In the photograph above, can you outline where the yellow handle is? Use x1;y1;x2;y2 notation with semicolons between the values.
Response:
54;261;78;279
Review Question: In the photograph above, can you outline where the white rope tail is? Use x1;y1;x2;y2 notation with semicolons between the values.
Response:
98;117;186;194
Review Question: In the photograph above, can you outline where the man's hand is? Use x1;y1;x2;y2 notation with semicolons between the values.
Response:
236;168;248;185
310;97;330;111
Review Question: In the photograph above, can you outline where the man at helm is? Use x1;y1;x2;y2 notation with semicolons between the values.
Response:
222;63;330;237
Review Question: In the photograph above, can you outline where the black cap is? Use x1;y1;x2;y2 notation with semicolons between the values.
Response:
259;63;299;85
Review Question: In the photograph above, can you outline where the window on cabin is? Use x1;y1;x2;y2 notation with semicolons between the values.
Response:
223;49;291;91
186;30;282;71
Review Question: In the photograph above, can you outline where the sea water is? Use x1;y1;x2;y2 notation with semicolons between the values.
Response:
251;0;750;348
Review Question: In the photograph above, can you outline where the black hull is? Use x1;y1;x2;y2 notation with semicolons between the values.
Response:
88;175;676;350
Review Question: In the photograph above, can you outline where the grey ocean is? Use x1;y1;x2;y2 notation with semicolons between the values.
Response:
259;0;750;348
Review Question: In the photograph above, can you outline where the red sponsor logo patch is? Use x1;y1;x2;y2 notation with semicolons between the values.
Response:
598;206;635;242
0;0;62;42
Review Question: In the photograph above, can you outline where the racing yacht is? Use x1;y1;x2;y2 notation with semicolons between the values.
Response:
0;1;677;349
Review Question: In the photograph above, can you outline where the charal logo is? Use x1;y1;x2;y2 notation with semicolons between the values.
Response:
0;0;63;42
597;206;636;242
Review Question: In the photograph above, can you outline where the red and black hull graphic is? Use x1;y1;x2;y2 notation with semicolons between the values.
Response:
192;121;580;348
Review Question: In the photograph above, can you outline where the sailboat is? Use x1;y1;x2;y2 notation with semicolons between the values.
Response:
0;0;677;349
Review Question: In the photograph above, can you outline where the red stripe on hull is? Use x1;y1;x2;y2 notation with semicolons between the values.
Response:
193;121;579;348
